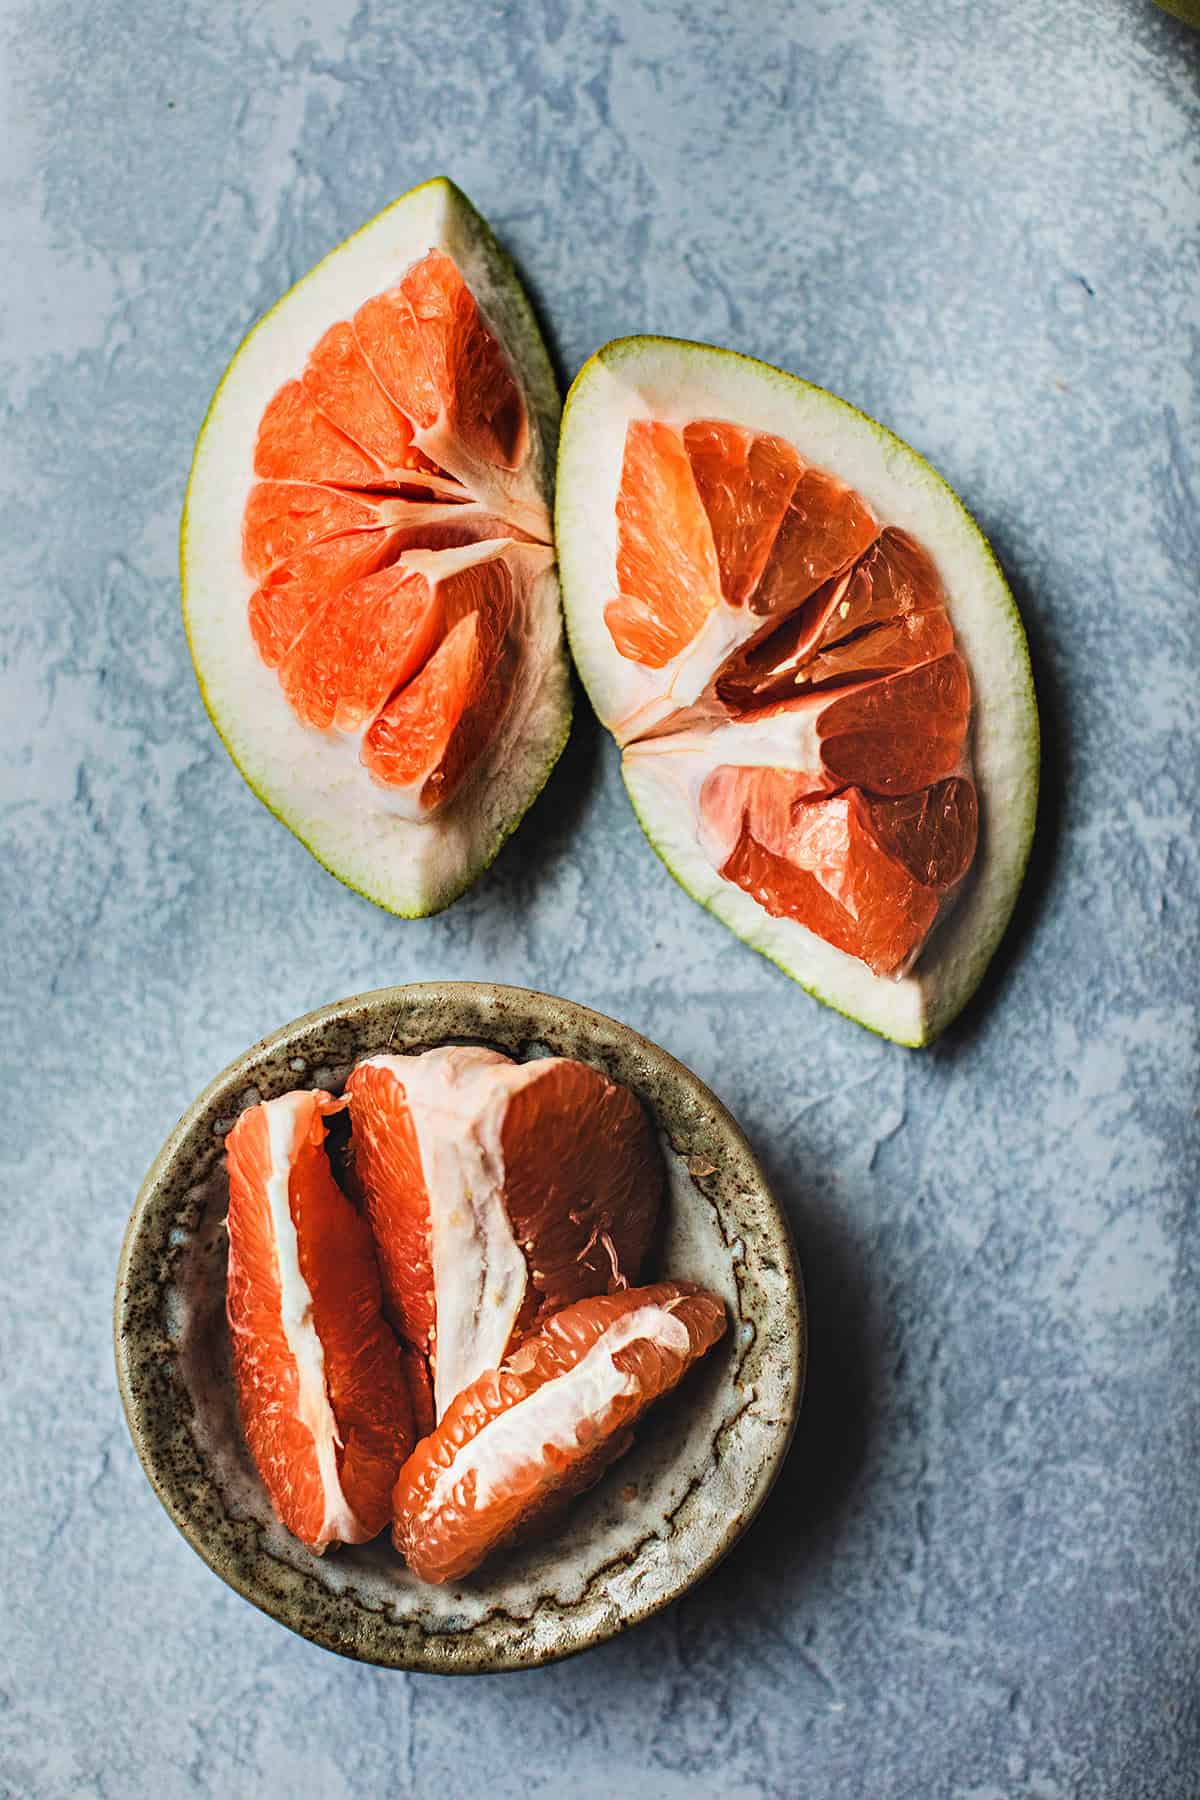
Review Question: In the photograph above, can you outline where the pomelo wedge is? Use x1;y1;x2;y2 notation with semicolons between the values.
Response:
183;179;570;915
345;1047;663;1421
224;1090;415;1550
393;1283;726;1584
557;337;1039;1045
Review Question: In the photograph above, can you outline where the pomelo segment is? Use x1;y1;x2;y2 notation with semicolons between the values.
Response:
247;528;403;670
402;250;528;473
816;651;970;795
301;319;432;476
253;380;385;487
354;286;441;432
182;178;570;916
345;1047;663;1422
605;421;722;668
277;562;444;735
703;769;971;977
709;525;952;709
225;1090;414;1550
358;543;526;816
393;1283;726;1584
683;421;800;607
557;337;1039;1045
751;466;878;616
242;482;396;582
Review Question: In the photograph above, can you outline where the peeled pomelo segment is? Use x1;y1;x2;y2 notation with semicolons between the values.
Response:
712;773;942;978
288;1107;417;1538
867;776;978;892
346;1047;662;1422
752;467;879;615
354;285;441;431
247;528;401;669
393;1283;726;1585
818;526;946;644
607;420;722;668
302;320;427;474
253;379;384;486
493;1053;662;1332
402;250;528;472
359;547;517;812
345;1057;439;1355
797;605;955;692
683;421;801;607
225;1099;331;1547
242;482;396;583
225;1090;414;1550
817;651;970;794
278;562;444;733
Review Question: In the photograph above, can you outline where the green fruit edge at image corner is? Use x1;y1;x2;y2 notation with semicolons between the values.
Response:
1152;0;1200;25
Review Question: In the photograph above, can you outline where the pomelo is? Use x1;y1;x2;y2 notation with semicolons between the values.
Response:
224;1090;415;1550
557;337;1039;1046
393;1282;726;1584
182;179;570;915
345;1046;663;1422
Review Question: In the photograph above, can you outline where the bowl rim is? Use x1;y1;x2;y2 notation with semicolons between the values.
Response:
114;980;806;1672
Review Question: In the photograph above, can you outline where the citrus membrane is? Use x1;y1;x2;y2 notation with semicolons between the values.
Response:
183;180;571;913
557;337;1039;1044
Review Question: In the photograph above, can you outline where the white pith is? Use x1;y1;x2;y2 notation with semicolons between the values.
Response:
610;604;763;745
283;490;528;546
557;338;1039;1045
626;704;830;872
360;1046;583;1420
628;704;825;786
182;178;570;916
262;1094;364;1550
422;1303;692;1522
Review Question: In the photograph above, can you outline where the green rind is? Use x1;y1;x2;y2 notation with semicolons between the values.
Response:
557;334;1040;1046
180;176;570;917
1153;0;1200;25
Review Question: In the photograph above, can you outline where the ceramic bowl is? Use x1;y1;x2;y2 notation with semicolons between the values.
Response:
114;982;805;1671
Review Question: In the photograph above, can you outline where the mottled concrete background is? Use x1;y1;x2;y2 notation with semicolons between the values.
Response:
3;0;1198;1794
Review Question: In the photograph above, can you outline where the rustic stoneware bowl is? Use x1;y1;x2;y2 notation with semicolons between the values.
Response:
115;982;805;1672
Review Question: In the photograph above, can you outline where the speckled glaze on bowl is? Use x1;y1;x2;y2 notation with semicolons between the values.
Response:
114;983;805;1672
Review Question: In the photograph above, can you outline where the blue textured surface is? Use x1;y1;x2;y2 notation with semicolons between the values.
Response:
3;1;1199;1794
